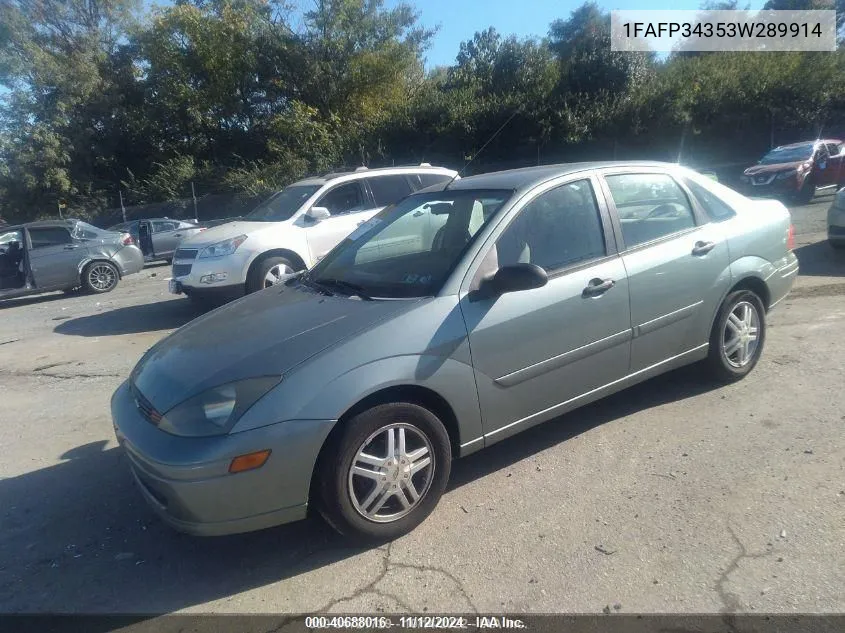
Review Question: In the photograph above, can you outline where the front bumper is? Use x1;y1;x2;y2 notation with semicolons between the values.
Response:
738;175;801;196
110;380;334;536
827;203;845;244
169;248;253;296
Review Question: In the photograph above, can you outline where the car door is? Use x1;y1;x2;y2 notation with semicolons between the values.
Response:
825;142;844;185
26;225;90;288
599;169;732;373
150;220;182;259
813;143;834;187
459;176;632;443
305;180;376;263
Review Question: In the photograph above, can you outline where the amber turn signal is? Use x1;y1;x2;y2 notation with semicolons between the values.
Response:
229;449;271;473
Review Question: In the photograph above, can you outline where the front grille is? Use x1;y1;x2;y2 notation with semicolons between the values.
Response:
131;383;162;426
830;225;845;236
174;248;198;260
172;263;193;277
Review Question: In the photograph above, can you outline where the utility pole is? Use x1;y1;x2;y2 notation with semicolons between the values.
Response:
119;188;127;223
191;181;199;222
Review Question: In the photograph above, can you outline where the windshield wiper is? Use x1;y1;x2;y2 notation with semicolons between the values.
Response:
313;278;374;301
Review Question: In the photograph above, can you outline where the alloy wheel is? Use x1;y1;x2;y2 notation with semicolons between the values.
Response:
264;263;293;287
88;264;116;291
722;300;760;368
348;423;435;523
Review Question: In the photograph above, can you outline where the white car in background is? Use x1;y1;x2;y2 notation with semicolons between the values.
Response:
168;165;458;303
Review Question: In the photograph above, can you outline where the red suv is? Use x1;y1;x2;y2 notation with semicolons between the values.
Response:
740;139;845;203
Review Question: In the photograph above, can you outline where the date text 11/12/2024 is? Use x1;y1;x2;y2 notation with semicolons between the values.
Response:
305;616;527;629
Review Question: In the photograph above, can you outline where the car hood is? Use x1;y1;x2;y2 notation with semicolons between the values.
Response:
131;283;416;413
180;220;281;247
744;161;806;175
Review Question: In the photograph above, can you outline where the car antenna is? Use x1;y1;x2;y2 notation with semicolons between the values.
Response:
444;107;522;190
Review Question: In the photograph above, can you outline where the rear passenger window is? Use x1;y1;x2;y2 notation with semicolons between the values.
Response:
29;227;73;248
684;179;736;222
605;173;696;248
367;175;413;207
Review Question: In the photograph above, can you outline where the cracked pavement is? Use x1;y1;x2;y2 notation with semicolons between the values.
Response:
0;197;843;614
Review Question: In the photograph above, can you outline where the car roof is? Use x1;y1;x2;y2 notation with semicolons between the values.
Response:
292;164;457;187
437;161;672;194
774;139;842;150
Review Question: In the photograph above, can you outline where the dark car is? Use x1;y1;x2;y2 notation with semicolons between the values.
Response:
107;218;206;264
0;219;144;300
739;139;845;203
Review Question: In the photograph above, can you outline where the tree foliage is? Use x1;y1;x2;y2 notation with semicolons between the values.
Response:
1;0;844;222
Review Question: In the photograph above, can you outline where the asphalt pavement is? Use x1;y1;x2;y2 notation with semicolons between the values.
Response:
0;194;843;614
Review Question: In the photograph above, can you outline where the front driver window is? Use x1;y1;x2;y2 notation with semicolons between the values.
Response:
318;182;366;215
492;180;606;274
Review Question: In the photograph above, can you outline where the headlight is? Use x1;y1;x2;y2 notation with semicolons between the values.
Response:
158;376;280;436
775;170;797;180
198;235;247;259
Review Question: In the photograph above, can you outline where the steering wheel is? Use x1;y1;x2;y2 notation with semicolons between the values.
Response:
645;204;679;219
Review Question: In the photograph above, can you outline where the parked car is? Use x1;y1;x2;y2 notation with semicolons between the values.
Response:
0;219;144;300
112;162;798;540
739;139;845;203
828;185;845;249
107;218;206;264
167;164;458;304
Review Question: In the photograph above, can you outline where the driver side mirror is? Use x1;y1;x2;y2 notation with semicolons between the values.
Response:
306;206;330;222
474;263;548;300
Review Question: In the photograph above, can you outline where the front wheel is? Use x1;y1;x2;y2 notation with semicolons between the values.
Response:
82;261;119;294
246;256;297;294
316;403;452;541
705;290;766;383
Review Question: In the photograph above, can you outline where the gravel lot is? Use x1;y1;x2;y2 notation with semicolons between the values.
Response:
1;194;843;614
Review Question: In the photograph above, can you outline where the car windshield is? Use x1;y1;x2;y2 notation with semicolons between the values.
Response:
72;221;113;239
759;144;814;164
305;189;512;299
244;185;321;222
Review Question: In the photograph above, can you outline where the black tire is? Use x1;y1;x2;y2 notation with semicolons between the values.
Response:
795;177;815;204
829;240;845;250
316;403;452;541
81;261;119;294
246;256;297;294
705;290;766;383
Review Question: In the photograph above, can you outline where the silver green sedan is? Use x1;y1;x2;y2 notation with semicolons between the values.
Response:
111;162;799;540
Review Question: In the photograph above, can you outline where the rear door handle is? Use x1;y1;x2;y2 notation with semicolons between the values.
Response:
63;244;80;250
692;240;716;256
583;278;615;297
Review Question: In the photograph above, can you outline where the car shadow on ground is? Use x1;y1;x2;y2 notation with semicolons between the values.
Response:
794;240;845;278
53;299;205;336
0;365;718;614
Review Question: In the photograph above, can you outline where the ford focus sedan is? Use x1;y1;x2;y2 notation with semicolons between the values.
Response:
112;162;798;540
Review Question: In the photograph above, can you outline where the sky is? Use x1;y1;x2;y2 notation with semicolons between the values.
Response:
384;0;768;68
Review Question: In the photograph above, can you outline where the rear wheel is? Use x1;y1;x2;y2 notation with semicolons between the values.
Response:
705;290;766;383
246;256;297;294
82;261;119;294
316;403;451;541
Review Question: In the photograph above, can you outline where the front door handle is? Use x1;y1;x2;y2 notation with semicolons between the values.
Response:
692;240;716;256
583;278;615;297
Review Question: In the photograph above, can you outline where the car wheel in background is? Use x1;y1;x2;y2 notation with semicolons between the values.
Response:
795;178;815;204
247;256;297;293
316;403;452;541
82;261;119;294
705;290;767;383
